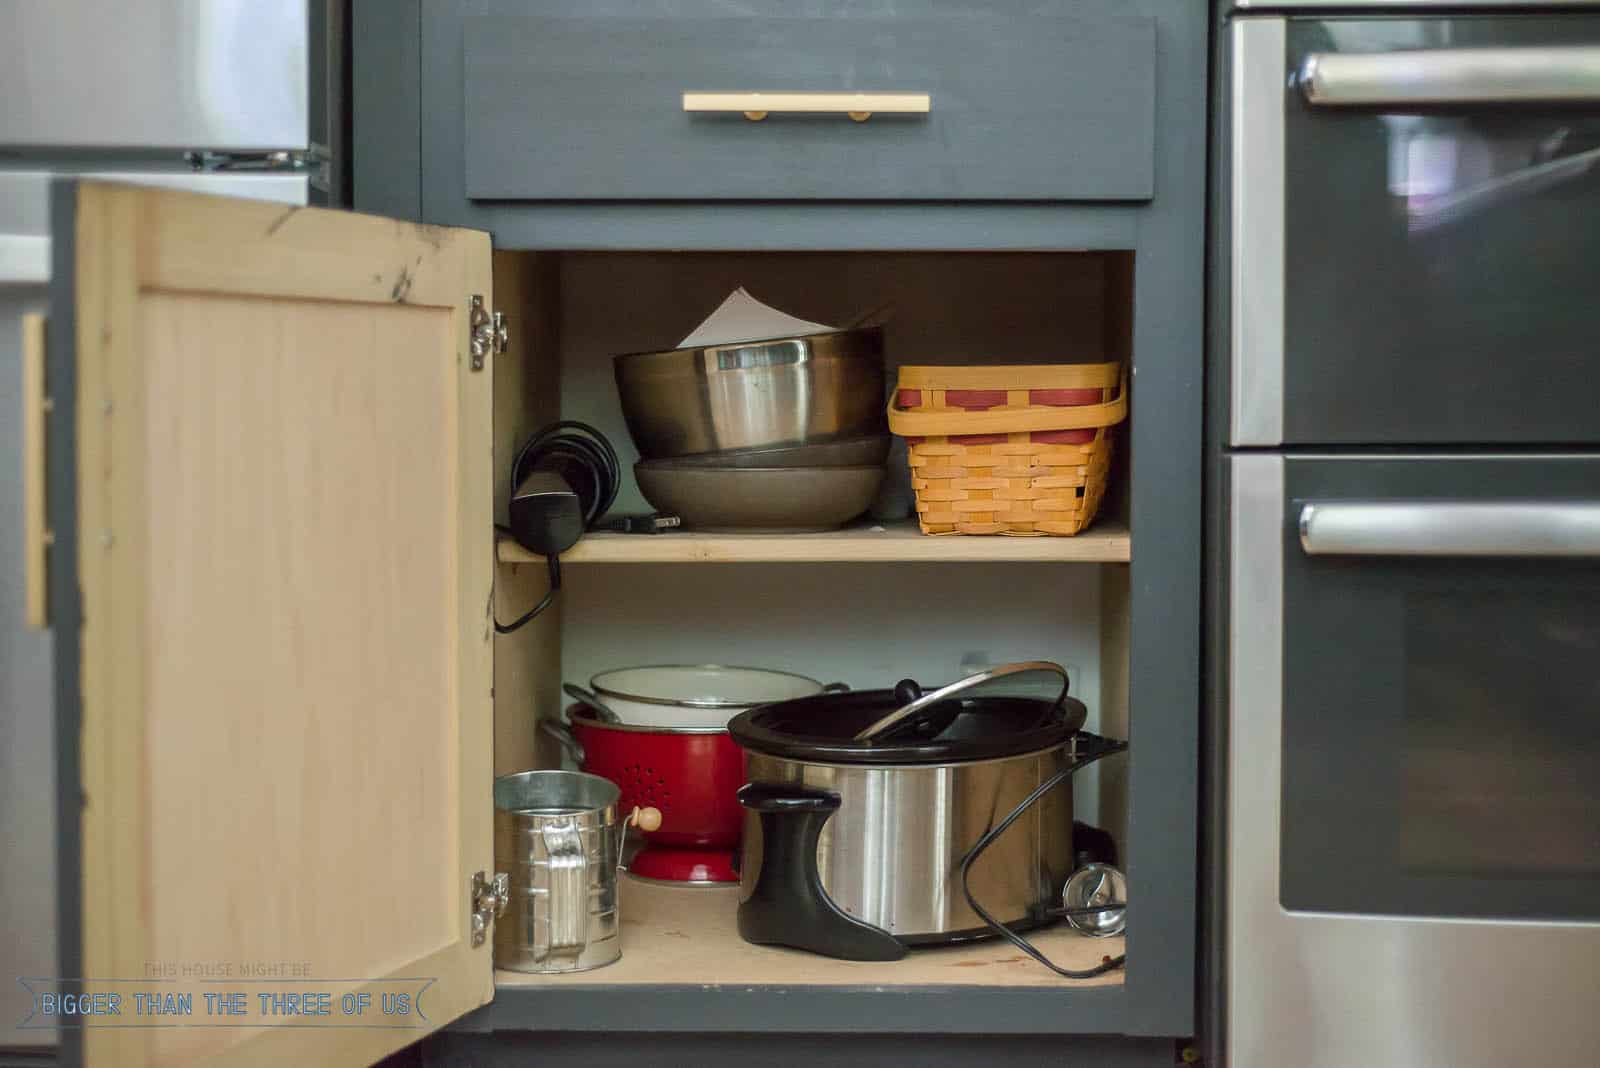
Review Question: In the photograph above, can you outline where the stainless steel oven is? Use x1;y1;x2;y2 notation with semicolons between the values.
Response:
1231;13;1600;445
1228;454;1600;1068
1224;6;1600;1066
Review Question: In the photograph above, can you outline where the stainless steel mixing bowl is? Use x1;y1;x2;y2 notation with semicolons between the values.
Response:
613;327;886;460
644;434;891;470
634;463;886;533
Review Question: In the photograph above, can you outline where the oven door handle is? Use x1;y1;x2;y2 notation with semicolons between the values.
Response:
1299;501;1600;557
1300;46;1600;107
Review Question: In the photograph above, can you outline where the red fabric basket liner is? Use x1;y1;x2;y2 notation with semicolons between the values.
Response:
896;387;1105;446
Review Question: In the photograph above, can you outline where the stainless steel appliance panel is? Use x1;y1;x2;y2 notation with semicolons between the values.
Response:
1239;1;1598;7
1278;456;1600;919
1230;19;1287;447
1229;16;1600;446
0;0;309;150
1227;454;1600;1068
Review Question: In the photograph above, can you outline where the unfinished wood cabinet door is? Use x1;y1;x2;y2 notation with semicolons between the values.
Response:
49;182;496;1067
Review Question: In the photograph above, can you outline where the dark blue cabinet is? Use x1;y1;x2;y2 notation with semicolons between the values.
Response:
354;2;1206;1060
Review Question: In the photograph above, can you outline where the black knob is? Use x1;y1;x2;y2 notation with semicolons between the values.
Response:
892;679;923;705
1072;821;1119;868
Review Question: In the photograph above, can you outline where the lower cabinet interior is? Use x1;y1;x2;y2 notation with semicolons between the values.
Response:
488;249;1135;994
494;876;1127;991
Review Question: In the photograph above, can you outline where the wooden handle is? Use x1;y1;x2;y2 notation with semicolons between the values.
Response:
21;314;52;630
630;806;663;833
683;92;931;122
888;369;1128;437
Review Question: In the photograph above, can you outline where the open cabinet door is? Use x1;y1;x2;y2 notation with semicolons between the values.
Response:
46;182;496;1067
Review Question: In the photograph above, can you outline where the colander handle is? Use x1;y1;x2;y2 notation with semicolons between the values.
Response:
539;719;586;766
563;683;622;723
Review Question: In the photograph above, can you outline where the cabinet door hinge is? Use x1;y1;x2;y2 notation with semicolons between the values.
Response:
468;294;508;372
471;870;509;947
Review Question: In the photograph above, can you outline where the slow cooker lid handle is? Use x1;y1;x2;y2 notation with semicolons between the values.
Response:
850;660;1069;742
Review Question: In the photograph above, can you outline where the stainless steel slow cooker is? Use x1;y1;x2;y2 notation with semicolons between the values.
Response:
727;662;1117;963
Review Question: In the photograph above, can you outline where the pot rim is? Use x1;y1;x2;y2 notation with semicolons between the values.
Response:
569;709;730;736
491;768;621;813
612;325;883;369
739;738;1083;773
589;664;825;710
729;689;1087;766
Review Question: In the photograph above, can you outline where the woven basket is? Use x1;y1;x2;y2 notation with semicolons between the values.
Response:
888;363;1127;536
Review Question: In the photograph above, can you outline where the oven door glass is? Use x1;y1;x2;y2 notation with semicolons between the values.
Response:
1280;457;1600;919
1283;18;1600;444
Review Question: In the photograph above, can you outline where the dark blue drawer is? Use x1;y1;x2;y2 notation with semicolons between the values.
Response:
461;10;1155;201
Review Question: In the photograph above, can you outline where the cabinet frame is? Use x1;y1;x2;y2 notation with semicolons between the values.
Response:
360;0;1206;1046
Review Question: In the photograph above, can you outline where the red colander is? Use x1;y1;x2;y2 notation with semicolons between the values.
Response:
557;707;745;849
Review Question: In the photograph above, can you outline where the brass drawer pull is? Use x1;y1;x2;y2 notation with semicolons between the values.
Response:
682;91;931;122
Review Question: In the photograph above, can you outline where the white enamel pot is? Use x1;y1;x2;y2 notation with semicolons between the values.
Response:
574;665;839;730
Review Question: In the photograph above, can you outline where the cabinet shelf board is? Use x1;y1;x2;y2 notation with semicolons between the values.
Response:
493;879;1124;993
496;519;1130;564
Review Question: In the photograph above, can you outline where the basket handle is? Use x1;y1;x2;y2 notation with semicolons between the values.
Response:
887;369;1127;438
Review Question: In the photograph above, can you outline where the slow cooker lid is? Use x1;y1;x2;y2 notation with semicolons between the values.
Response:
728;662;1085;765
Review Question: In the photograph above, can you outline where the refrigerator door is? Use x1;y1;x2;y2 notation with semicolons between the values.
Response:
0;0;308;151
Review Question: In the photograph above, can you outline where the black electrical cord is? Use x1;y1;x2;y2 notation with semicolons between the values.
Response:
495;422;621;634
493;555;560;635
959;734;1130;979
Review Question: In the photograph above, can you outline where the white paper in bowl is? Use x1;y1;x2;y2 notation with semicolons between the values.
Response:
677;286;838;349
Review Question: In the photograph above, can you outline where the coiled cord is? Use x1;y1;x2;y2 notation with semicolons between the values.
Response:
509;420;621;527
495;422;621;635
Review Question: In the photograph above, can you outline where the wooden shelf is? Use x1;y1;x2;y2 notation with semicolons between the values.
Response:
496;519;1129;565
494;878;1125;991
